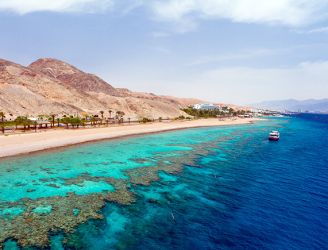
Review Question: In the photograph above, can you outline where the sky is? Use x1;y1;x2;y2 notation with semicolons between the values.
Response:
0;0;328;104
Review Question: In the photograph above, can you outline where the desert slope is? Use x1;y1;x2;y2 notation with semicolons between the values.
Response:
0;58;198;119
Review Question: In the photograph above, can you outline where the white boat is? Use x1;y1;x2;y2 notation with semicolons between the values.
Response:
268;131;280;141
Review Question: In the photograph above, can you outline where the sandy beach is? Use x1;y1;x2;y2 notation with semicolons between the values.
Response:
0;118;260;159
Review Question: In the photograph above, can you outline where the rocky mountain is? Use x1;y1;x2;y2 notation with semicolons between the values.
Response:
29;58;121;96
0;58;202;119
251;99;328;113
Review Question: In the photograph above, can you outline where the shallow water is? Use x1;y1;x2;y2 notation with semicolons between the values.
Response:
1;116;328;249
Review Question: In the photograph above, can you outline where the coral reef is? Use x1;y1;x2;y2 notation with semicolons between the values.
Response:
0;133;229;248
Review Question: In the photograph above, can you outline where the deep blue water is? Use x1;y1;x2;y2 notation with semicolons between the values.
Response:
293;112;328;124
72;116;328;250
2;116;328;249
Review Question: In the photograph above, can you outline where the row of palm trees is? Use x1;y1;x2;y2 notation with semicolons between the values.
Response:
0;110;129;133
0;109;176;133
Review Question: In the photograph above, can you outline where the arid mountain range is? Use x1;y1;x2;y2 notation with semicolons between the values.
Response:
0;58;203;119
251;99;328;113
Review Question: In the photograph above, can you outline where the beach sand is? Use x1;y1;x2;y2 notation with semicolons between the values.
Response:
0;118;260;158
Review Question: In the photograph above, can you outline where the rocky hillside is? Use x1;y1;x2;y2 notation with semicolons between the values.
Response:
0;58;202;119
29;58;121;96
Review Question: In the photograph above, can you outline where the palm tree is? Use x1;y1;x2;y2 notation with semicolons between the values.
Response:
100;111;104;125
120;112;125;124
34;121;37;132
90;115;99;127
50;114;56;127
116;111;125;123
0;112;5;134
116;111;124;117
115;111;119;121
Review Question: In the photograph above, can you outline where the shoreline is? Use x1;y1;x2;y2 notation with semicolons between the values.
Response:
0;118;260;159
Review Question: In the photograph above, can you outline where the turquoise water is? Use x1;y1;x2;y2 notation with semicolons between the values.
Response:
1;116;328;249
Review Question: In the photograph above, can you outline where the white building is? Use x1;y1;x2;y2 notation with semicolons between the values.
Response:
193;103;218;110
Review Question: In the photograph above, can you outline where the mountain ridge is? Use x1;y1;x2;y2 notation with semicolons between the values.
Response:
0;58;203;119
251;99;328;113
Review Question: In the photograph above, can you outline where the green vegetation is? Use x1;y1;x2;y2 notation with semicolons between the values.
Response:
139;117;152;123
15;116;34;130
0;106;212;134
174;115;186;120
182;107;229;118
61;116;83;128
182;107;249;118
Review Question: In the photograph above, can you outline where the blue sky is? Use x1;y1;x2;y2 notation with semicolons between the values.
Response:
0;0;328;104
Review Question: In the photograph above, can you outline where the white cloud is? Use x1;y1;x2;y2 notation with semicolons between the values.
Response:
0;0;114;14
3;0;328;31
149;0;328;29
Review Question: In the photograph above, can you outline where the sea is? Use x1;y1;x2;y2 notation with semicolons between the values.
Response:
0;115;327;250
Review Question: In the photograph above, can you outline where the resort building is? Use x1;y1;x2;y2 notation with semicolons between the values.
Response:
193;103;218;110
